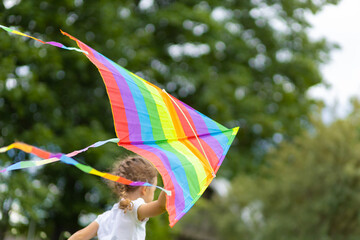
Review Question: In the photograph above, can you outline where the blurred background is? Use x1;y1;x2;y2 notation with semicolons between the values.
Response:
1;0;360;239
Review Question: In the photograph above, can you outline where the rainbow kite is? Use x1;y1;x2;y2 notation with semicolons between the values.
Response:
0;25;238;227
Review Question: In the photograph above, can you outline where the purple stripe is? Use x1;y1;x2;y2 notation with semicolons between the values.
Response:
130;181;148;186
183;104;225;160
124;143;185;216
141;144;185;213
92;51;142;142
217;128;237;167
46;41;64;48
50;153;62;159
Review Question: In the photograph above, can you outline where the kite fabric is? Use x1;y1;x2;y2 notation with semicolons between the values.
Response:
0;25;239;227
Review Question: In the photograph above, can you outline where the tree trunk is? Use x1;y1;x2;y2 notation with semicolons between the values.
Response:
0;228;6;240
0;199;12;240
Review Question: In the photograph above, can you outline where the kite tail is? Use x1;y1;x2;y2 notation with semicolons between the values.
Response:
0;25;87;54
0;139;171;195
0;139;119;172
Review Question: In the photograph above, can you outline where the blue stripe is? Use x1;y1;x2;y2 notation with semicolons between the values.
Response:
152;143;194;203
93;52;142;142
134;142;194;213
6;162;22;171
188;108;228;158
108;61;155;142
60;155;79;166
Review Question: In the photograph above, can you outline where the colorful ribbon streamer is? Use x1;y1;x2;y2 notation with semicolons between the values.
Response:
0;139;170;194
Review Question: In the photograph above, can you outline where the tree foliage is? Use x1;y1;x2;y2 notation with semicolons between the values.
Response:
0;0;339;238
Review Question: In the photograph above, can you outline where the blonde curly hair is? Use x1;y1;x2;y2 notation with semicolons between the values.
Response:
108;155;157;212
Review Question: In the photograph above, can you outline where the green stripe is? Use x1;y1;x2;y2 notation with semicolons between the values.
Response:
156;141;200;199
0;25;13;33
120;67;167;141
20;161;37;168
75;164;93;173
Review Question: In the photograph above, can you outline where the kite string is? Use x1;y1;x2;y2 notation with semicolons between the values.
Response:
162;89;216;177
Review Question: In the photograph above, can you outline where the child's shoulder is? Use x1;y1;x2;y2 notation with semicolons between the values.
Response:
132;197;146;210
133;197;145;204
96;203;118;219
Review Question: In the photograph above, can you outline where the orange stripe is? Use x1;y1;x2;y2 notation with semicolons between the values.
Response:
12;142;33;153
161;91;213;173
103;173;121;182
160;90;186;139
171;97;219;169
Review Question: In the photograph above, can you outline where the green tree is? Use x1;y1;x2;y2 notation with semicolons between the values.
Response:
0;171;49;240
0;0;340;238
187;113;360;240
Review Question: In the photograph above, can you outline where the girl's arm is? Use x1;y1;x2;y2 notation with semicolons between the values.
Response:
68;221;98;240
137;191;166;221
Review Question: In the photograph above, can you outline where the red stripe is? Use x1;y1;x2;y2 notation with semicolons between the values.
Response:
69;36;130;142
31;147;51;159
171;98;219;171
172;98;197;138
187;137;218;171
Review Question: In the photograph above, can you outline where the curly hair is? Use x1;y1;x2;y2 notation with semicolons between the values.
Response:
108;155;157;212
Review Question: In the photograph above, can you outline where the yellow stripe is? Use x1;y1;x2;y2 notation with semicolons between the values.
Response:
0;146;11;153
232;126;239;135
163;90;215;177
130;72;177;140
129;73;208;186
161;89;213;184
12;30;29;37
103;173;120;182
34;158;59;166
170;140;208;188
161;89;187;140
11;30;45;43
89;169;106;177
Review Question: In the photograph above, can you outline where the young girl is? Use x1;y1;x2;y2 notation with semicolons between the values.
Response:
69;155;167;240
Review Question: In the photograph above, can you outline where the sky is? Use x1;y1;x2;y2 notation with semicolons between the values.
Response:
307;0;360;120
